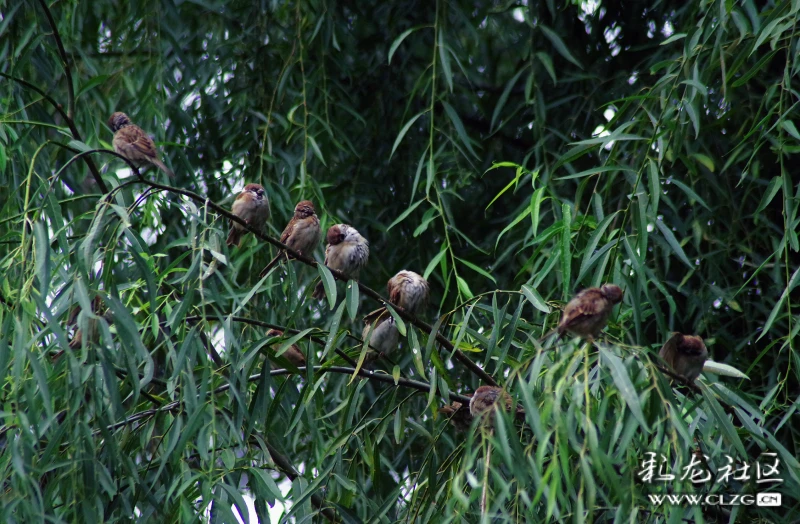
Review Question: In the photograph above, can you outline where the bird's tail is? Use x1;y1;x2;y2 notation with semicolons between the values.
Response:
226;226;243;247
537;327;562;343
312;280;326;300
150;157;175;178
260;252;286;278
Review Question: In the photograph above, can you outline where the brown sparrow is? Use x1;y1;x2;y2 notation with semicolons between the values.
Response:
66;297;112;350
226;183;270;247
312;224;369;299
388;270;429;314
658;333;708;383
364;270;430;324
260;200;321;277
439;400;474;432
108;112;174;177
361;316;399;358
266;329;306;367
548;283;623;341
469;386;525;425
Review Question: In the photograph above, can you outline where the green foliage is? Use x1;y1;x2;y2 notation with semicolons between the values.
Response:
1;0;799;521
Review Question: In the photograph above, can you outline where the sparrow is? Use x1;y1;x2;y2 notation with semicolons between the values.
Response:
544;283;624;341
364;270;430;324
312;224;369;299
361;316;399;359
226;183;270;247
108;112;174;177
266;329;306;367
260;200;321;277
63;297;112;354
469;386;525;425
658;333;708;383
439;400;474;432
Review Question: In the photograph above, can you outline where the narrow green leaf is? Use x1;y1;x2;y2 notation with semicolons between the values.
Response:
599;348;649;430
384;303;407;337
755;176;782;215
491;67;527;131
317;264;337;309
438;30;453;92
557;165;637;181
387;199;424;231
521;284;550;313
669;178;711;211
390;111;425;159
780;119;800;140
322;301;346;359
700;386;747;457
308;135;327;166
388;26;424;64
539;25;583;69
442;101;478;159
560;203;572;298
660;33;687;45
345;280;359;321
456;256;496;284
654;219;694;269
455;276;474;299
77;74;110;100
423;248;446;281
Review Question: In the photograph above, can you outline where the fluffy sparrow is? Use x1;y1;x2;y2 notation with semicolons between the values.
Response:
312;224;369;299
226;183;270;247
260;200;321;277
364;270;430;324
658;333;708;383
362;316;399;358
266;329;307;367
388;270;429;314
439;400;474;432
548;283;623;341
108;112;174;177
469;386;525;425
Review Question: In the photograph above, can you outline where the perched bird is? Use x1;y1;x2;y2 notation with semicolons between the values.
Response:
312;224;369;299
362;316;399;359
388;270;429;314
266;329;307;367
658;333;708;383
439;400;474;432
260;200;321;277
469;386;525;425
226;183;270;247
544;283;624;341
108;112;174;177
56;297;112;360
364;270;430;324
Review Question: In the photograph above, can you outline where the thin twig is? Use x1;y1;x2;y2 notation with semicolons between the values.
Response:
37;0;75;119
106;365;472;434
263;440;340;522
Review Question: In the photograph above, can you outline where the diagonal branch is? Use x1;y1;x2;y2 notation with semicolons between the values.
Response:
59;147;496;385
129;177;498;386
262;440;340;522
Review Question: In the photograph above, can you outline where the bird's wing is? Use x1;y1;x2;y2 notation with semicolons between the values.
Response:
560;289;606;327
116;126;159;160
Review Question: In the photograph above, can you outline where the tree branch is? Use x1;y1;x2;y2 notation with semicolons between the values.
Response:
126;177;498;386
262;441;340;522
